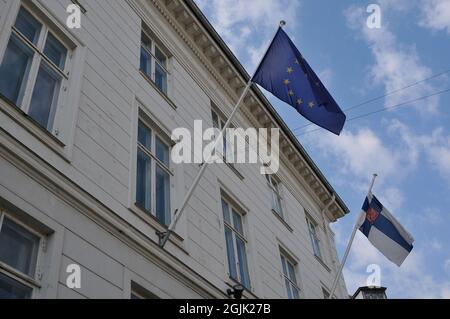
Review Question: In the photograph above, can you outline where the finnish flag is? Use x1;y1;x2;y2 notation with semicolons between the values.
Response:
358;192;414;266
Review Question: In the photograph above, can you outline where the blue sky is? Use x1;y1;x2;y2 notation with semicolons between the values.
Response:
195;0;450;298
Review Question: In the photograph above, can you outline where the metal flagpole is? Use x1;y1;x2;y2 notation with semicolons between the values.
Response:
328;173;378;298
158;21;286;248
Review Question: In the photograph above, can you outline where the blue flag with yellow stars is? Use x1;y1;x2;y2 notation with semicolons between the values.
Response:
253;28;346;135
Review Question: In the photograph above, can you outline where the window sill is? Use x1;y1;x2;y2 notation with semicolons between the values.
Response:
271;209;293;232
199;158;245;181
139;71;177;111
0;95;68;161
129;204;188;254
0;261;41;289
315;255;331;273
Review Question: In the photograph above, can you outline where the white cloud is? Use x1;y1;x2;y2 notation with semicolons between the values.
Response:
344;5;440;114
345;233;450;298
318;68;333;88
380;187;404;212
428;238;444;253
377;0;415;11
445;259;450;273
428;137;450;179
195;0;300;70
418;208;444;226
420;0;450;34
388;119;450;183
310;125;419;191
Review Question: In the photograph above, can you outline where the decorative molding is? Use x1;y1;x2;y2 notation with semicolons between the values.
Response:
0;128;227;299
151;0;346;220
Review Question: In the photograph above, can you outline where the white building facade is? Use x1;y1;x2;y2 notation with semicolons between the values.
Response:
0;0;349;299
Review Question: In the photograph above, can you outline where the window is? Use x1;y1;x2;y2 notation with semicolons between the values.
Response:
0;6;70;133
306;217;322;259
136;119;172;226
266;175;283;218
140;30;168;95
0;212;42;299
221;197;250;289
211;108;235;161
130;282;159;299
280;253;300;299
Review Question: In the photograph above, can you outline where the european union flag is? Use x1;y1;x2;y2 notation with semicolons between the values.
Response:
253;28;346;135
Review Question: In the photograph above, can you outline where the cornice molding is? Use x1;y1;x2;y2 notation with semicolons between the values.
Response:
141;0;346;220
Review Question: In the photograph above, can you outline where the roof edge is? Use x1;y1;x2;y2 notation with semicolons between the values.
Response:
183;0;349;215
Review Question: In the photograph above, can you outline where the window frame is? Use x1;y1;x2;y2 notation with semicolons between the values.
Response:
0;1;85;158
306;216;323;260
211;108;236;162
1;5;71;133
0;209;45;299
280;252;301;299
130;281;159;300
266;174;284;218
221;196;251;289
140;29;170;95
135;117;173;226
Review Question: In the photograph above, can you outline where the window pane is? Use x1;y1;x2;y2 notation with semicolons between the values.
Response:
0;218;39;277
140;46;151;78
136;149;151;212
285;278;293;299
211;111;219;129
309;220;316;234
155;137;169;166
232;210;243;235
292;285;300;299
155;63;167;94
0;273;32;299
280;256;288;276
221;120;228;155
141;32;152;51
14;8;42;45
287;262;297;283
224;227;237;280
44;33;67;69
28;62;61;130
0;35;33;105
155;46;166;67
310;230;322;259
155;165;170;226
221;199;231;224
236;237;250;288
138;121;151;150
272;191;282;215
131;292;142;300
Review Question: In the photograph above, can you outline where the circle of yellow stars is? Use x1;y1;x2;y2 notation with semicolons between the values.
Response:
283;58;319;109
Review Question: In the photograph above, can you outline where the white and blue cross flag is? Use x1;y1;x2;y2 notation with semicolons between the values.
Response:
359;192;414;267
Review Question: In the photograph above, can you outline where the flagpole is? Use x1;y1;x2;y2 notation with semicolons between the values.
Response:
158;21;286;248
328;173;378;298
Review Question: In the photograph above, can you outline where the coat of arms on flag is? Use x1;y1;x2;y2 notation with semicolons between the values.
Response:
358;192;414;267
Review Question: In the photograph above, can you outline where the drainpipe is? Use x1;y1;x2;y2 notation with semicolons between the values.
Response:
320;194;341;296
